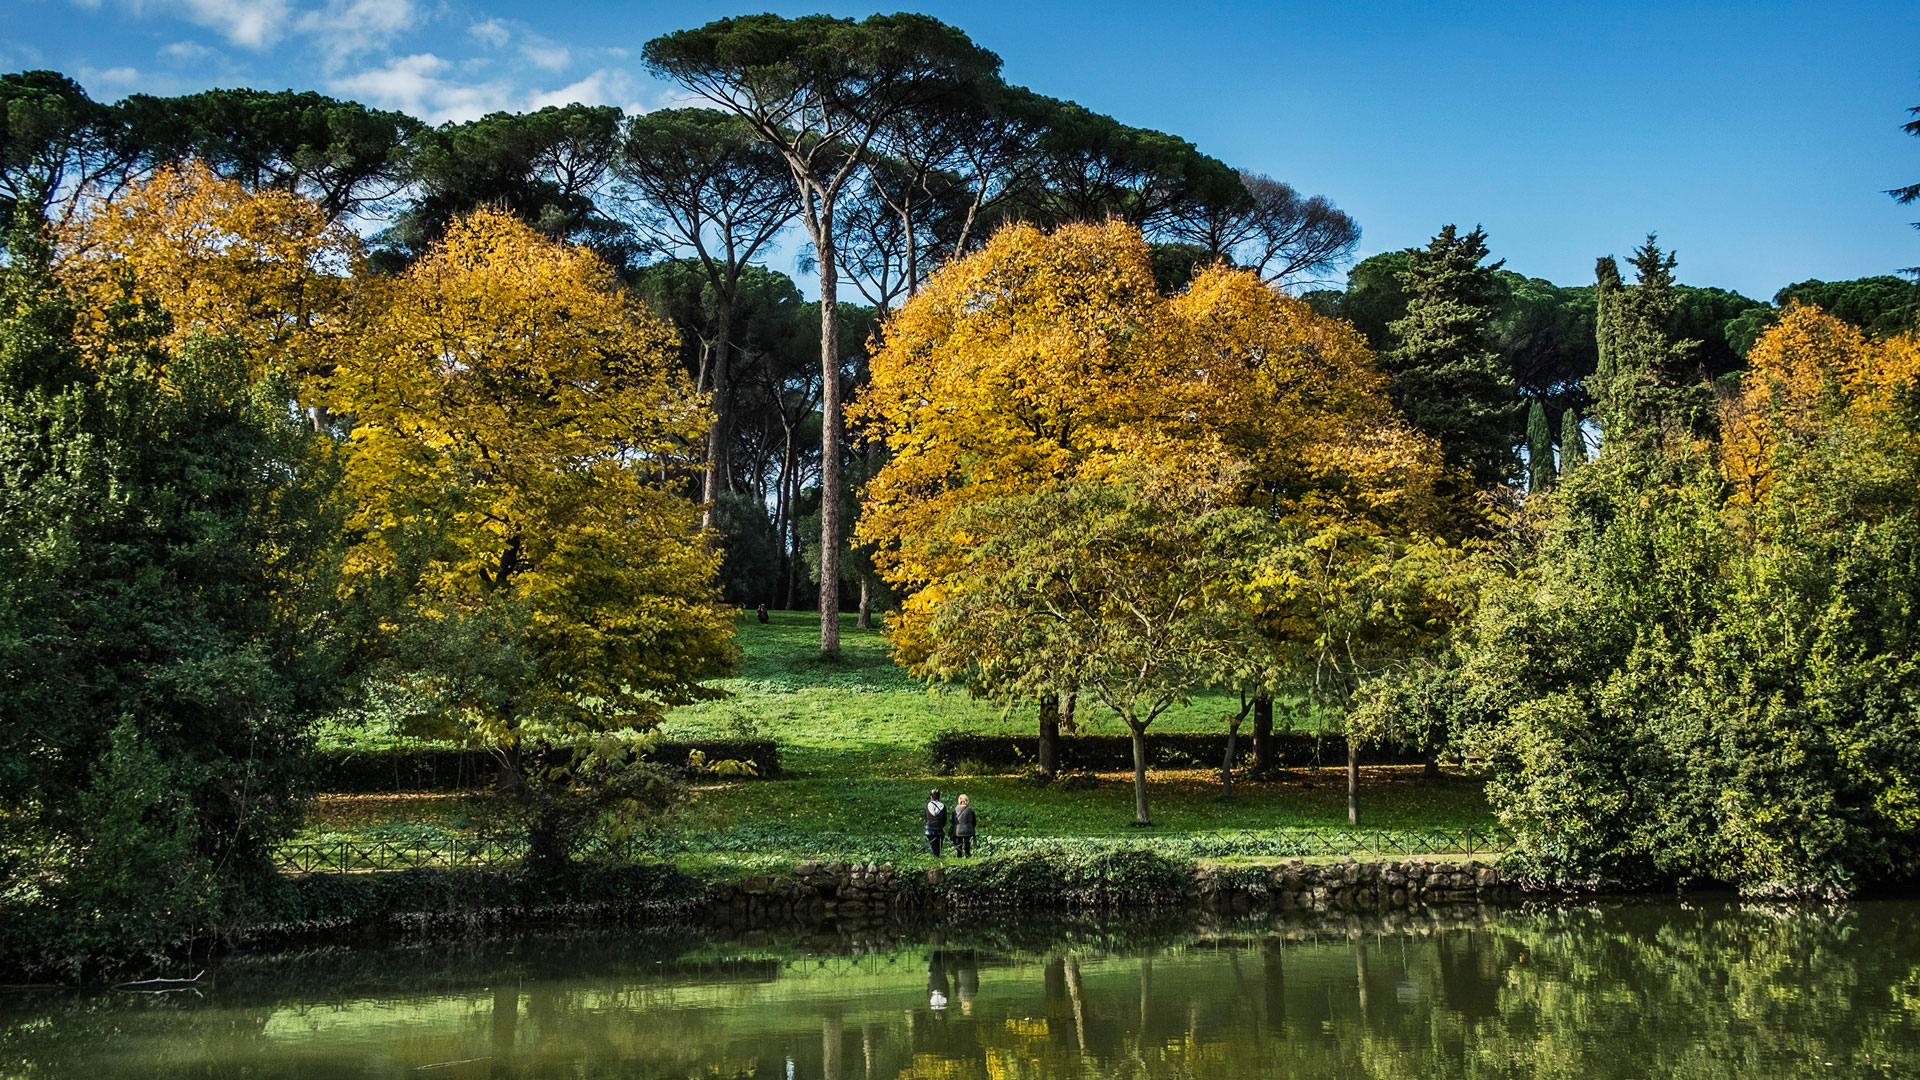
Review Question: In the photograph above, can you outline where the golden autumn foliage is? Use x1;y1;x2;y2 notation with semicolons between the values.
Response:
1720;304;1920;505
54;160;360;388
853;220;1445;679
326;208;735;744
1173;268;1442;528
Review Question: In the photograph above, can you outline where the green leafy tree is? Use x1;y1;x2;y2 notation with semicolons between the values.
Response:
1489;270;1598;421
375;104;631;269
0;224;349;955
1314;249;1412;348
1380;225;1517;489
1669;284;1767;377
1727;277;1920;355
1008;94;1242;234
908;460;1267;825
1448;361;1920;894
0;71;136;247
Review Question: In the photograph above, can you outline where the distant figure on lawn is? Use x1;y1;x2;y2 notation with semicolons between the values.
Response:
924;789;949;856
756;603;769;623
950;794;976;858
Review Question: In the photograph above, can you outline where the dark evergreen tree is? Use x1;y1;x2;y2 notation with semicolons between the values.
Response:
1559;407;1587;475
1380;225;1517;489
1591;236;1712;447
1526;398;1554;492
119;87;423;222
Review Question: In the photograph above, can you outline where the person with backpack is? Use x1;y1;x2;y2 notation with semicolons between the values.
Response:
950;793;977;857
923;789;949;856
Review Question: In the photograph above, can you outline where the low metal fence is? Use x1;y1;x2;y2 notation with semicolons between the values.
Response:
273;827;1511;874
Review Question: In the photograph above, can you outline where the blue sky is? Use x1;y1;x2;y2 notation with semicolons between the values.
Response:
6;0;1918;299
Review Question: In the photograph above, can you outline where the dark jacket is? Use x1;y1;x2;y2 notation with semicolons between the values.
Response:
951;805;976;838
924;800;948;833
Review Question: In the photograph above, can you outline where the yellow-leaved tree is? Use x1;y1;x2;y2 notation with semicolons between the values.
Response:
1720;303;1920;506
54;159;360;401
855;221;1455;822
326;208;738;870
1174;263;1470;816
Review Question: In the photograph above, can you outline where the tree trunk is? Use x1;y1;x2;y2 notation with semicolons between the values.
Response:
1252;695;1275;774
857;577;872;629
1130;722;1151;825
1037;695;1060;779
1221;720;1239;799
1262;940;1286;1028
1064;958;1088;1053
1062;692;1077;733
1347;739;1360;827
772;424;790;608
1424;751;1441;778
822;1014;843;1080
491;982;518;1057
700;297;734;531
816;220;843;659
902;202;919;297
1354;941;1369;1019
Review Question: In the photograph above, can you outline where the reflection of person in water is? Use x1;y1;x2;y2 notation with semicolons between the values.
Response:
928;950;951;1014
953;951;978;1016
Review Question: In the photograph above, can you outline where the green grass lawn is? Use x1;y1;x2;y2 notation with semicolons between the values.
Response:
297;609;1497;870
658;610;1308;776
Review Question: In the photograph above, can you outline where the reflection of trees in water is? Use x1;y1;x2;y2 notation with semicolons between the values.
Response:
7;903;1920;1078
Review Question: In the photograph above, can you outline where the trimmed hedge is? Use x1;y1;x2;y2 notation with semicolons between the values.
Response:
927;730;1428;772
311;739;782;793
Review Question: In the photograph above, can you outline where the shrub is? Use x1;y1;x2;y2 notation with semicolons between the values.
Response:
309;739;782;793
926;731;1424;772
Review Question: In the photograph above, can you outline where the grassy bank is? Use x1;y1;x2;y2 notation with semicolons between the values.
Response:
298;611;1497;874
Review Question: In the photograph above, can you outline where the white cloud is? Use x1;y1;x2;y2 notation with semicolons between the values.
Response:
295;0;423;67
166;0;293;49
462;16;572;74
158;39;219;63
82;65;143;88
468;18;509;49
518;38;570;73
0;41;48;69
525;68;633;112
330;52;515;123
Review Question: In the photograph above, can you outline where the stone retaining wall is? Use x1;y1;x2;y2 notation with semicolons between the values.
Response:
1196;858;1525;912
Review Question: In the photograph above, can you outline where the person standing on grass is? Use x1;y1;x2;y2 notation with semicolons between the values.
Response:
950;794;976;858
924;789;949;856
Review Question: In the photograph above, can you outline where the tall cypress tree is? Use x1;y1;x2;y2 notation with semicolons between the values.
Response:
1381;225;1517;490
1591;235;1711;446
1559;407;1587;474
1526;398;1554;492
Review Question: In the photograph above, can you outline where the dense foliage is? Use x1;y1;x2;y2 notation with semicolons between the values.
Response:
1432;309;1920;895
0;220;349;961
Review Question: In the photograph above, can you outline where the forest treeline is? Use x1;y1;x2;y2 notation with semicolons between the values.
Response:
10;40;1910;635
4;12;1920;968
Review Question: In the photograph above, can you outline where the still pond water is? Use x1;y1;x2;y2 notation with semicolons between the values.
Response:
4;900;1918;1078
